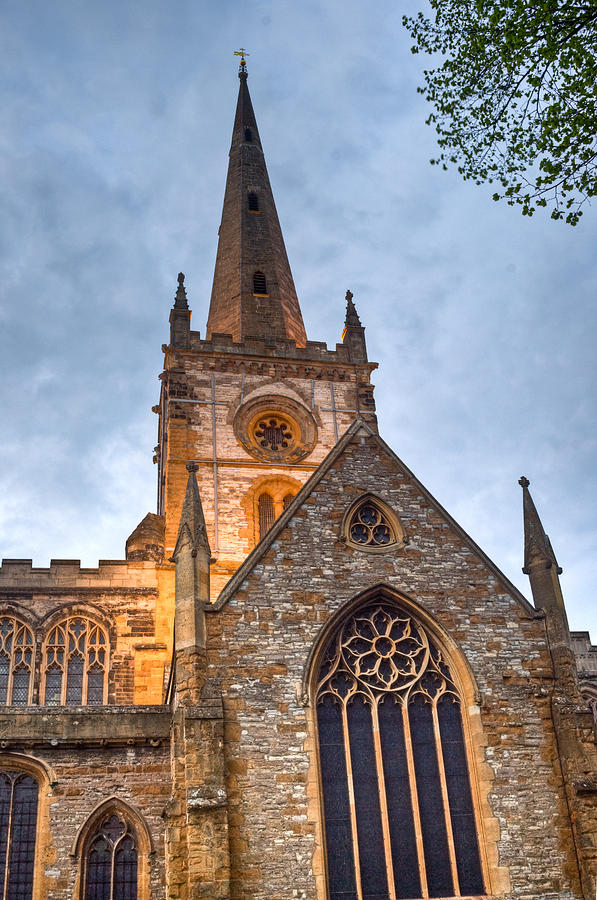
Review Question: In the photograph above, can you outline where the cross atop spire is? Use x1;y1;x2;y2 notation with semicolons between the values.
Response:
234;48;250;78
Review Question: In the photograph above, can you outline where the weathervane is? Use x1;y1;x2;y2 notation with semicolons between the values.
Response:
234;47;249;76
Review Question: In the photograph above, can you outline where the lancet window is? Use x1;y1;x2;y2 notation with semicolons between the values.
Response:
0;618;34;706
248;192;259;211
42;617;108;707
0;770;39;900
82;814;138;900
316;601;485;900
258;493;276;540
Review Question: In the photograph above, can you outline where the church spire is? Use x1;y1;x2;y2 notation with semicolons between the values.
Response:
205;58;307;346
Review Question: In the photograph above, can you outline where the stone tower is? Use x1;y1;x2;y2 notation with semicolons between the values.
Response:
156;57;377;597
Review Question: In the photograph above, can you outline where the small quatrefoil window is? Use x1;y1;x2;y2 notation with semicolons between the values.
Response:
344;496;404;552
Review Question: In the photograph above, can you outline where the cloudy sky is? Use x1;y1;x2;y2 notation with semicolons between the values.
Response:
1;1;595;639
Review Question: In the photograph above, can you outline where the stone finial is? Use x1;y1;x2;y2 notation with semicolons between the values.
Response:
519;475;530;488
174;272;189;310
187;461;199;474
344;289;362;328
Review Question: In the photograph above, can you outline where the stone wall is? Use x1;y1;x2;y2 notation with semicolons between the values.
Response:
198;427;595;900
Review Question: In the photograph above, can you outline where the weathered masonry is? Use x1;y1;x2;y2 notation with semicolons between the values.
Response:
1;54;595;900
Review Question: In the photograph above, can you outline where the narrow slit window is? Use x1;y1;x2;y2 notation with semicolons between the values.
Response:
248;192;259;211
258;493;275;540
244;127;253;142
253;271;267;295
316;601;485;900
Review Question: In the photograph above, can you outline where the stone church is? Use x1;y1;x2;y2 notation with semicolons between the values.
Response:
0;57;596;900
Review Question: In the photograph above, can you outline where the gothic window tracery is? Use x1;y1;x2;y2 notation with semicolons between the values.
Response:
42;617;108;707
0;771;38;900
316;602;485;900
346;499;397;549
0;618;34;707
82;814;138;900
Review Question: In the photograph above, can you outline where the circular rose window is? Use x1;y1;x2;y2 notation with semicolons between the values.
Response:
233;396;317;463
254;416;294;452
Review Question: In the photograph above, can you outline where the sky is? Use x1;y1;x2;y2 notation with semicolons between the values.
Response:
1;1;595;640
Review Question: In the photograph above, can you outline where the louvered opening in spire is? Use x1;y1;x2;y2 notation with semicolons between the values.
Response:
205;69;307;346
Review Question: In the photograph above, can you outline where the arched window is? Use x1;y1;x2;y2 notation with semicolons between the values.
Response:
316;601;485;900
42;617;108;707
82;814;137;900
253;271;267;295
0;617;34;706
344;495;403;551
248;192;259;211
258;493;275;540
282;493;294;511
0;770;39;900
244;127;253;142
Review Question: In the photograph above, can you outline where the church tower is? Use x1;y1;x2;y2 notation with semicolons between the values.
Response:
156;55;378;596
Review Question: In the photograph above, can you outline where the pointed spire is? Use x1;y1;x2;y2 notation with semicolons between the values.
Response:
173;463;211;561
519;476;561;574
174;272;188;310
205;64;307;346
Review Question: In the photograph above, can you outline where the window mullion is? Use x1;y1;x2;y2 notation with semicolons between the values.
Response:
431;700;461;896
401;701;429;899
370;699;397;900
61;621;69;706
82;623;89;706
110;839;116;900
341;701;363;900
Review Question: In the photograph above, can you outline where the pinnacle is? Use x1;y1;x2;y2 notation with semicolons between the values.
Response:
344;289;362;327
520;476;560;573
174;272;189;310
172;463;210;561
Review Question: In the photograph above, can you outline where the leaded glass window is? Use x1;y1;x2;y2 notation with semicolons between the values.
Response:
83;815;137;900
42;617;108;706
0;619;34;706
316;602;485;900
0;771;38;900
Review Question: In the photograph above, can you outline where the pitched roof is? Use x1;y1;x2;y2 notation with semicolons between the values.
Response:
213;419;536;615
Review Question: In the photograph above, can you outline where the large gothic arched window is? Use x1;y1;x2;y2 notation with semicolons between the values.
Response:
0;770;39;900
41;617;108;707
316;601;485;900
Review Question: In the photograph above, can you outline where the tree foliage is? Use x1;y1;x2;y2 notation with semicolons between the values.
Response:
403;0;597;224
